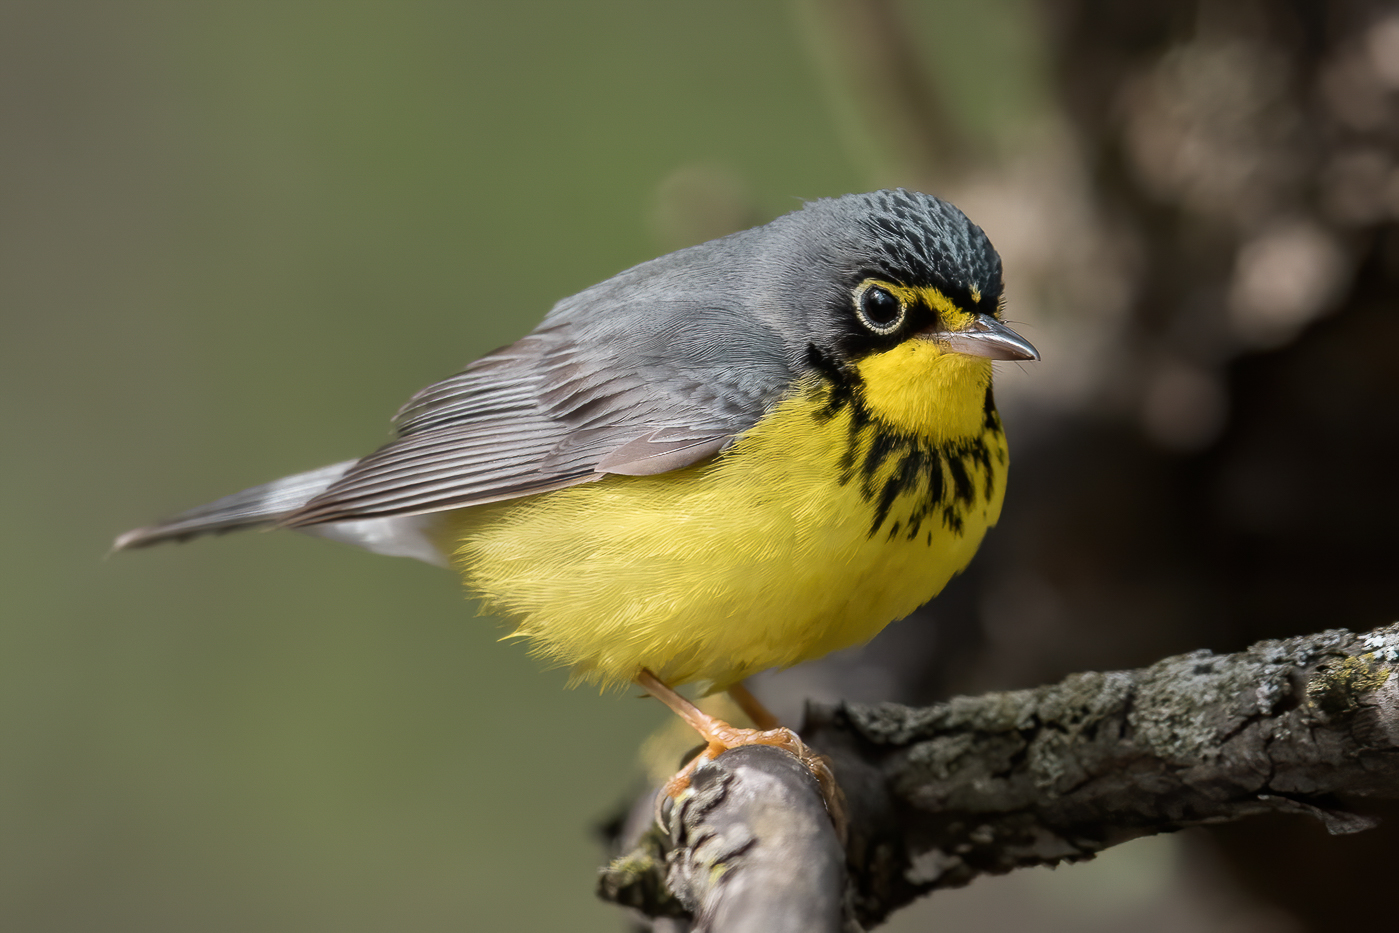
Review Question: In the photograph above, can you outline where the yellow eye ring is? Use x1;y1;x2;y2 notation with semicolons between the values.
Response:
852;280;907;335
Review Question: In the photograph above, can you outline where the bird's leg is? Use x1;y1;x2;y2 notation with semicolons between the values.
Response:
636;669;846;842
726;679;781;730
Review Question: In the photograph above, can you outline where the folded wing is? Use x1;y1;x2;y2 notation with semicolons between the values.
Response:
283;304;793;527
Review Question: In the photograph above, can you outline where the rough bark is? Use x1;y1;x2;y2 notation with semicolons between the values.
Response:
600;622;1399;929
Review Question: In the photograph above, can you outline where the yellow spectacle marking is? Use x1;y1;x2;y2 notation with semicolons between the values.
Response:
855;279;978;332
912;285;977;331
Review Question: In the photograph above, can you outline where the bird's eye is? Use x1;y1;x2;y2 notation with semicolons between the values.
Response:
854;282;906;335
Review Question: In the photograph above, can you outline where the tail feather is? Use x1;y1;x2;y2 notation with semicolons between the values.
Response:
113;461;357;551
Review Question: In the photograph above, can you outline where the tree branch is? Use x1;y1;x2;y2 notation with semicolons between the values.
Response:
600;623;1399;929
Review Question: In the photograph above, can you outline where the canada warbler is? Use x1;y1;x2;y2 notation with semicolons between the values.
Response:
116;189;1037;774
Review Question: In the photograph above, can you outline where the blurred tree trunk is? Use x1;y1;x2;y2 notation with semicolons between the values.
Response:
1020;3;1399;928
777;1;1399;929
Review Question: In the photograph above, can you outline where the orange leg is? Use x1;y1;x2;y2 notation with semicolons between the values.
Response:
636;669;846;841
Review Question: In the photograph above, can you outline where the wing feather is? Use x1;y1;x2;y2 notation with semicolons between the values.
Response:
115;461;358;549
285;299;796;527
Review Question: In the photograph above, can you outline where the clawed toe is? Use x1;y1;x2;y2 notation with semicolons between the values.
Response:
638;669;847;843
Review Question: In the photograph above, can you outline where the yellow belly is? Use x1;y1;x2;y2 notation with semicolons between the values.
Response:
443;361;1007;691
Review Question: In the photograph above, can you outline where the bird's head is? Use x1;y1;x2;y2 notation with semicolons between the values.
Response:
765;189;1038;441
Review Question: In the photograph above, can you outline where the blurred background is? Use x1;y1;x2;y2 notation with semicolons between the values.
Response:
3;1;1397;930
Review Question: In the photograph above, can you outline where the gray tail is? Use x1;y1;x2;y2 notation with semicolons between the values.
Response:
113;461;357;551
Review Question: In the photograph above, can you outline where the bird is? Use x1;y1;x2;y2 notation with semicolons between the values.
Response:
115;188;1037;803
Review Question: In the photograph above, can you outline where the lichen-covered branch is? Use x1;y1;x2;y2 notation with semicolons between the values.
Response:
600;623;1399;929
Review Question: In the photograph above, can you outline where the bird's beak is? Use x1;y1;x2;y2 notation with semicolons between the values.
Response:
924;317;1040;361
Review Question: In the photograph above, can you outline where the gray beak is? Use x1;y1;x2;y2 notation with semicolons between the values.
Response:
926;317;1040;361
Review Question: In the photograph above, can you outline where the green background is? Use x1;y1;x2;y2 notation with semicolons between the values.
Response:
1;2;1046;930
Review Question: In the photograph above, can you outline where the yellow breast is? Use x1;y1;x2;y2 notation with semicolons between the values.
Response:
441;344;1008;691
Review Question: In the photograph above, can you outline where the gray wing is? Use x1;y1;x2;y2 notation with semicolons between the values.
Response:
284;302;796;527
114;461;358;549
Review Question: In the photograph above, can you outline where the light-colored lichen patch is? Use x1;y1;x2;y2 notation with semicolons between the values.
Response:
1362;629;1399;663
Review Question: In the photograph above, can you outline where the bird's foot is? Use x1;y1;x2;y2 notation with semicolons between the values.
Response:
637;669;847;842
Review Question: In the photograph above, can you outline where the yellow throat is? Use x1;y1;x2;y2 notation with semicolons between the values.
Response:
442;340;1008;691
